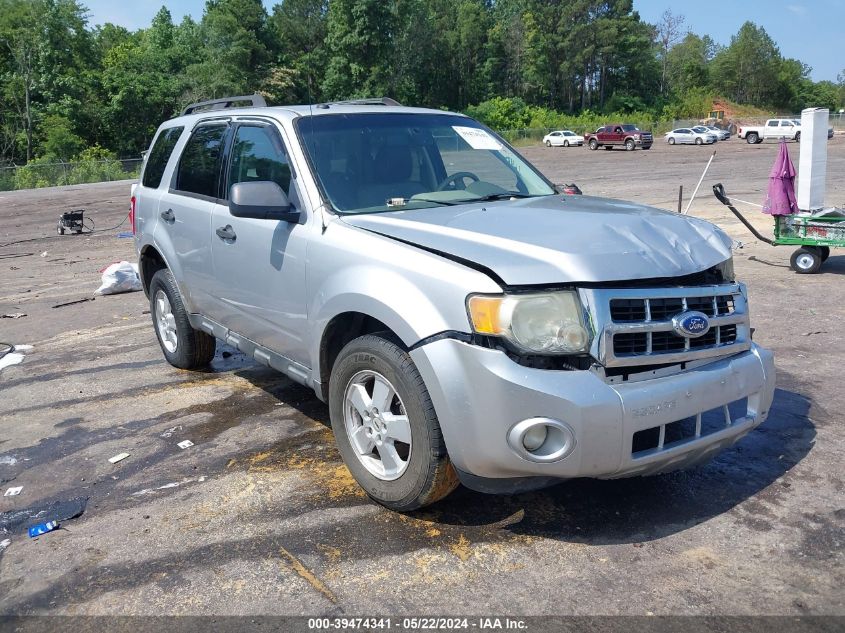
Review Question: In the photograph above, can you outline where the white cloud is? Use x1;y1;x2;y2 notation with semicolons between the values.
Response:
786;4;808;15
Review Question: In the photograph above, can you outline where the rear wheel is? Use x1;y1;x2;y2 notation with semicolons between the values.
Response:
149;269;216;369
625;139;635;151
795;132;801;142
747;132;759;144
820;246;830;261
790;247;823;274
329;333;459;511
588;138;598;150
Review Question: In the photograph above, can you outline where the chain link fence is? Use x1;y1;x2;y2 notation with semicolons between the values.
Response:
0;158;142;192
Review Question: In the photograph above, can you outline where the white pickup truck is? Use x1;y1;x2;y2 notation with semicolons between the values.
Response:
738;119;801;144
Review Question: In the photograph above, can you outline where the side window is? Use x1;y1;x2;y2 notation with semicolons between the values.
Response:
142;126;183;189
228;125;291;196
766;120;778;127
175;123;228;198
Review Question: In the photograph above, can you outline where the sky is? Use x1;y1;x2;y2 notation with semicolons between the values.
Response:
81;0;844;82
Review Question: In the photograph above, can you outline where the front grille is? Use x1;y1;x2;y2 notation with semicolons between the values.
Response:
583;284;751;368
610;296;734;322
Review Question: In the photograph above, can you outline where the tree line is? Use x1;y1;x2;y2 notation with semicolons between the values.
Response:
1;0;843;167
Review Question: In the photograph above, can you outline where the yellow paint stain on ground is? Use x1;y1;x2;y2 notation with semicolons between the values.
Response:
425;527;441;538
285;454;365;499
449;534;472;562
316;544;343;563
279;546;336;603
681;546;720;569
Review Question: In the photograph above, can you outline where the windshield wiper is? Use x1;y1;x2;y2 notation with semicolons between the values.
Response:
473;192;536;202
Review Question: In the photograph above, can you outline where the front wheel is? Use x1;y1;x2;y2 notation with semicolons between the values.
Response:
795;132;801;142
563;140;569;147
790;247;822;274
668;137;676;145
149;269;216;369
695;137;703;145
545;140;551;147
329;333;459;511
625;139;635;151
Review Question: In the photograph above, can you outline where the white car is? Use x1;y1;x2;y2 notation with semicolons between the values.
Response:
705;125;730;141
666;128;717;145
543;130;584;147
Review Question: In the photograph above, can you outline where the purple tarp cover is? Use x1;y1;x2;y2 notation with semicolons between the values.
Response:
762;140;798;215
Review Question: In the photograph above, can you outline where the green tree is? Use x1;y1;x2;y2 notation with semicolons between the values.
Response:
710;22;782;106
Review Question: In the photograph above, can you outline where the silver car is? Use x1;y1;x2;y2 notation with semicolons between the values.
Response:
132;96;775;510
666;127;717;145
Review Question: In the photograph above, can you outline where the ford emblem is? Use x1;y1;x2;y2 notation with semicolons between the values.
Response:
672;311;711;338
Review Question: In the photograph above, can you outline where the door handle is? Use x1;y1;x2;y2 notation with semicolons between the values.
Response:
160;208;175;222
216;225;236;241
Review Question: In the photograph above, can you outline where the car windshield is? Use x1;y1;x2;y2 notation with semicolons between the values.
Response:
297;112;555;215
621;125;640;132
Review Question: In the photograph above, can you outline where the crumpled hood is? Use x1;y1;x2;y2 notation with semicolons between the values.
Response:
341;195;733;286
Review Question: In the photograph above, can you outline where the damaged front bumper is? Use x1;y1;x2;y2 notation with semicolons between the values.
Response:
410;340;775;493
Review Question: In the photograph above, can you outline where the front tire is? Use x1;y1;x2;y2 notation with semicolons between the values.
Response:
563;140;569;147
625;139;635;151
695;137;703;145
329;333;458;511
545;140;551;147
149;269;216;369
668;137;675;145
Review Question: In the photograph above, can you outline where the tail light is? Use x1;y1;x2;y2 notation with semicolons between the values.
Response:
130;195;136;235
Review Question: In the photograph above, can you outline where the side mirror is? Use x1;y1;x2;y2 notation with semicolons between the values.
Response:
229;181;300;222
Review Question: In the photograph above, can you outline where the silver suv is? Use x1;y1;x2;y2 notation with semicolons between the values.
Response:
132;95;776;510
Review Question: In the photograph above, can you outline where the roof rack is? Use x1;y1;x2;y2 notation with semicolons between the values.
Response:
316;97;402;109
181;94;267;116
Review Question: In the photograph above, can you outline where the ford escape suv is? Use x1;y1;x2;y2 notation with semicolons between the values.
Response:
132;95;776;511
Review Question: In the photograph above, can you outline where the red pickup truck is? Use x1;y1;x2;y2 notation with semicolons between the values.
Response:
585;124;653;151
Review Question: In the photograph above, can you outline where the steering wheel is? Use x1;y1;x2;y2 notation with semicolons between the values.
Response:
437;171;480;191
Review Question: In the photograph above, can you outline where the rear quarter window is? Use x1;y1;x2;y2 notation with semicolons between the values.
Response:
142;126;184;189
174;124;228;198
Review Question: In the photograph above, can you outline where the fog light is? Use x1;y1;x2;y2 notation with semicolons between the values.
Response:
522;424;548;451
507;418;577;463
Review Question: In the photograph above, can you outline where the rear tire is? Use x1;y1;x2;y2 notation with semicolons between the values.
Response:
790;247;822;274
747;132;759;144
588;138;598;150
820;246;830;261
149;269;216;369
329;333;459;511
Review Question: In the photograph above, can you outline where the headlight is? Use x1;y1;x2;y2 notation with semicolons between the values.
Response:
716;257;735;282
467;291;592;354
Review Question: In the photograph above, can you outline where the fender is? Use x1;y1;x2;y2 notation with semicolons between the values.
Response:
309;264;477;386
138;233;194;313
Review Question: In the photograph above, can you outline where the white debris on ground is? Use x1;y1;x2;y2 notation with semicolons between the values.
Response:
94;261;142;295
0;344;33;373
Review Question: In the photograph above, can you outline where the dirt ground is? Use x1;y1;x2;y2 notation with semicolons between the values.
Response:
0;136;843;617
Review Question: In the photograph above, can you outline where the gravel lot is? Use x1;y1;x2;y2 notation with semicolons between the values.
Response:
0;136;843;617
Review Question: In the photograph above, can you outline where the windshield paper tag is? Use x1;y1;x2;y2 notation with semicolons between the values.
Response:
453;126;502;150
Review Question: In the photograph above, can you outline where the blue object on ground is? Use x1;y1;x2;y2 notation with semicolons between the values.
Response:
117;231;134;238
28;520;58;537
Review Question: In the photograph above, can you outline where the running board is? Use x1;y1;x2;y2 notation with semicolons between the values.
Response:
189;314;312;388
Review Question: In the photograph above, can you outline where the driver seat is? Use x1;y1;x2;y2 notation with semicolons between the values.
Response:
358;145;427;208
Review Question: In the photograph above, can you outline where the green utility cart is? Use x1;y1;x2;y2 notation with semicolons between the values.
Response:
713;183;844;274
